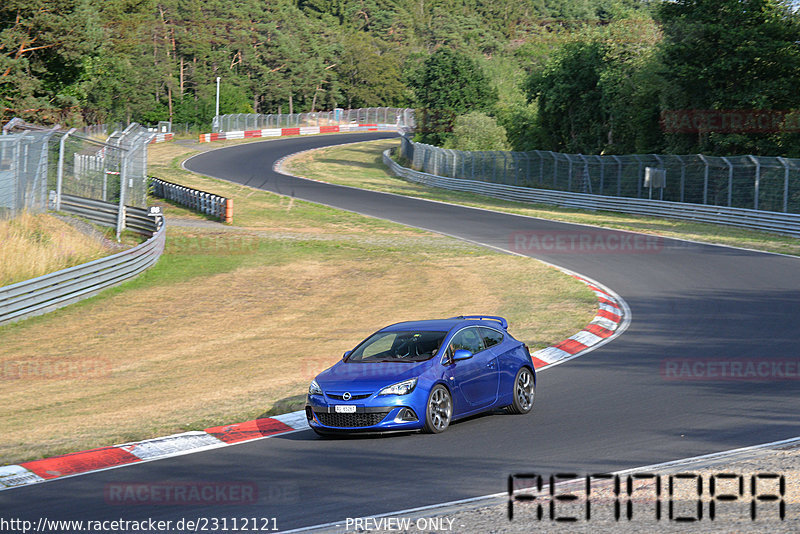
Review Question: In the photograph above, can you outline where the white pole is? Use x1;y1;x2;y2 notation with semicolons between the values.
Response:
116;150;128;242
215;77;221;118
56;128;77;211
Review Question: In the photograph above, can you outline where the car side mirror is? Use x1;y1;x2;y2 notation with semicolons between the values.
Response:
343;350;352;360
452;349;473;361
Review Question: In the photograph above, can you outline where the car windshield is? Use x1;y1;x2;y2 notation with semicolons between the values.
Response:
347;331;448;362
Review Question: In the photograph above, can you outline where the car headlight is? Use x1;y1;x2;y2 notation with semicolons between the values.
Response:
308;380;323;396
378;378;418;396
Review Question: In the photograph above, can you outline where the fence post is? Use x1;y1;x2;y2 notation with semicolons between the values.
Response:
525;153;532;186
55;128;77;211
698;154;709;204
652;154;664;200
533;150;544;185
578;154;589;194
471;151;476;179
680;159;686;203
597;155;604;195
612;155;622;196
552;152;558;188
721;156;733;207
632;155;643;197
568;155;574;191
778;157;790;212
116;150;128;241
747;155;760;211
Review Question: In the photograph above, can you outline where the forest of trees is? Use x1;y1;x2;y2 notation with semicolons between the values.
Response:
3;0;800;156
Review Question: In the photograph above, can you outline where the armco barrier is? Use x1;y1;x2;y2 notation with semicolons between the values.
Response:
59;194;158;235
0;197;166;327
150;177;232;222
199;123;396;143
384;150;800;238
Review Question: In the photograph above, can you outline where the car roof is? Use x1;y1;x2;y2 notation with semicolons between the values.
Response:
380;316;508;333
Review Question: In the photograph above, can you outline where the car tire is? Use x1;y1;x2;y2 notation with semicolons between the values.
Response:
507;367;535;414
423;384;452;434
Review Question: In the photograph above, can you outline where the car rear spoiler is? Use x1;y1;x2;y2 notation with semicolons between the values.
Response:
451;315;508;330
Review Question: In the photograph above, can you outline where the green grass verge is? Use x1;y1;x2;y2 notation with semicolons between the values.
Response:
0;138;597;464
284;139;800;257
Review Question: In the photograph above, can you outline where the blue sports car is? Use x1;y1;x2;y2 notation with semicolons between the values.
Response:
305;316;536;435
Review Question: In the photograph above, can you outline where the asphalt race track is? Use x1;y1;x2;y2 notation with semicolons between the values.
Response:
3;133;800;531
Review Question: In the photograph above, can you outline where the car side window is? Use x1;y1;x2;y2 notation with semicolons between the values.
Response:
446;327;485;360
479;327;504;348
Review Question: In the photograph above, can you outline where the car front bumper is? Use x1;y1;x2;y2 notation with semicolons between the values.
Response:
305;395;425;432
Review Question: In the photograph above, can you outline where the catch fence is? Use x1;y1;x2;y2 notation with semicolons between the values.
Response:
213;108;415;133
398;136;800;214
1;121;154;237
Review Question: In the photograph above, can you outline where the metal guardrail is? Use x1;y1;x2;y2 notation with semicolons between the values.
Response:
0;196;166;327
150;177;231;222
59;194;157;235
398;135;800;215
384;150;800;238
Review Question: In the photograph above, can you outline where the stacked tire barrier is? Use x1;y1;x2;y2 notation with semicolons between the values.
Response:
150;177;232;222
0;197;166;327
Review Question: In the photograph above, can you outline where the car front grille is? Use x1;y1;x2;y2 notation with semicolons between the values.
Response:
327;393;372;400
316;411;390;428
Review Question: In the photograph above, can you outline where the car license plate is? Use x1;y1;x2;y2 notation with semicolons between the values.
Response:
334;404;357;413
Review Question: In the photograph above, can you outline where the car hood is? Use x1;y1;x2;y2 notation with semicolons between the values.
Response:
316;360;429;392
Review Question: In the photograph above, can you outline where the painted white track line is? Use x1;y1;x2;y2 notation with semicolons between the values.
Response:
282;435;800;533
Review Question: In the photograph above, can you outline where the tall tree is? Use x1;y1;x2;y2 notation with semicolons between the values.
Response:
0;0;101;123
335;33;406;108
409;47;497;145
525;40;606;153
658;0;800;155
524;16;662;154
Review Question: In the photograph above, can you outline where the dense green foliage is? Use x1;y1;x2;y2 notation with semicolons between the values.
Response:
3;0;800;156
409;48;497;145
524;16;662;154
525;0;800;156
658;0;800;155
443;112;510;151
0;0;566;127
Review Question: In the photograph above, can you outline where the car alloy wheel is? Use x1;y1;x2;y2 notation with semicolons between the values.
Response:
508;367;535;414
424;384;452;433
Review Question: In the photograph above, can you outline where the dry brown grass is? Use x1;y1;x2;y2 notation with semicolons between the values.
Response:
0;212;112;287
0;228;594;464
0;139;596;464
